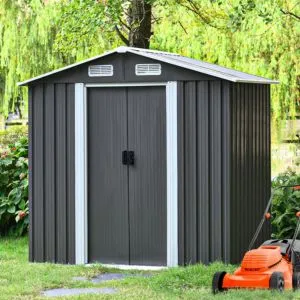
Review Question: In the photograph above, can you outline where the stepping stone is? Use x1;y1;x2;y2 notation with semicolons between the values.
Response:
42;288;117;297
91;272;152;284
91;273;128;284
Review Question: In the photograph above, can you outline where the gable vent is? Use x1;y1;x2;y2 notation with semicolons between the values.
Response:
135;64;161;76
88;65;113;77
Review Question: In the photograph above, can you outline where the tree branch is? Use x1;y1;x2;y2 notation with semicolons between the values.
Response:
114;25;129;45
178;20;188;34
280;9;300;21
119;17;131;31
178;0;225;30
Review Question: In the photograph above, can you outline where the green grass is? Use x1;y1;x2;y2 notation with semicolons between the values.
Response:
0;237;300;299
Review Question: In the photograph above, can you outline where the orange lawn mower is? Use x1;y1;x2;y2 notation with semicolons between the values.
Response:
212;185;300;293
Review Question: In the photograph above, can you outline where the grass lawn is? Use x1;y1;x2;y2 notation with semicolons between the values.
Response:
0;237;299;299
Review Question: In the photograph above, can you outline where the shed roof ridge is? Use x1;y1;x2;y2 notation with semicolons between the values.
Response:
18;46;278;86
127;47;181;56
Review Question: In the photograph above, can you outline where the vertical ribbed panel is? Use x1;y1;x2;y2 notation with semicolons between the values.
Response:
28;87;34;262
196;81;210;264
178;80;230;265
230;83;271;263
221;82;231;263
177;82;185;266
184;82;197;264
67;84;75;264
209;81;223;261
30;83;75;264
55;84;67;263
32;84;44;262
44;84;56;262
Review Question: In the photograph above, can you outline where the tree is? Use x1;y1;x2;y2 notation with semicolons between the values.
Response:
116;0;153;48
55;0;154;55
154;0;300;140
0;0;298;133
0;0;62;116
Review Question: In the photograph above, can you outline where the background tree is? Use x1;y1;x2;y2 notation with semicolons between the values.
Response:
0;0;298;142
55;0;155;58
154;0;299;141
0;0;62;116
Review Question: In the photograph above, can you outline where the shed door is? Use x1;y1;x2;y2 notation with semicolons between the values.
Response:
88;86;167;266
88;88;129;264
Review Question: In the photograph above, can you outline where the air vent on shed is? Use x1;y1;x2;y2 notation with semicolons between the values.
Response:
135;64;161;76
88;65;113;77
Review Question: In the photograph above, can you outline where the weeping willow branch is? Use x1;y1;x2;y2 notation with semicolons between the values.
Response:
114;25;129;45
280;9;300;21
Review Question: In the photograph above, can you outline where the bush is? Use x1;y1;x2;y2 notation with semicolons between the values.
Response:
271;169;300;239
0;126;28;150
0;136;28;236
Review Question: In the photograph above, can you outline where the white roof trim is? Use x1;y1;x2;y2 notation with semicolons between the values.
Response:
18;46;278;86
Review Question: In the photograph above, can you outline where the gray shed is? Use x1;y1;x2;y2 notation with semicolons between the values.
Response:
19;46;277;266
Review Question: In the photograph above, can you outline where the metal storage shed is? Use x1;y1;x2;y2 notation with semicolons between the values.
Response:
19;46;278;266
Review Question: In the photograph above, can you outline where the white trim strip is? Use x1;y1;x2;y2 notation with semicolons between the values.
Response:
75;82;178;267
75;83;87;265
88;264;167;271
166;81;178;267
85;82;167;87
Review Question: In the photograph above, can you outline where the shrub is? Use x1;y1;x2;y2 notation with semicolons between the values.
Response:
0;126;28;150
271;169;300;239
0;136;28;236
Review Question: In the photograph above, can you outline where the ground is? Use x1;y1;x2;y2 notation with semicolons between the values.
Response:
0;237;299;299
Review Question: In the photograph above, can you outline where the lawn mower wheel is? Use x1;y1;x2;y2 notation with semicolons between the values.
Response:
269;272;284;291
293;272;300;290
212;271;227;294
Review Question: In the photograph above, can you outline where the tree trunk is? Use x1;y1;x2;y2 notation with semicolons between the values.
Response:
128;0;152;49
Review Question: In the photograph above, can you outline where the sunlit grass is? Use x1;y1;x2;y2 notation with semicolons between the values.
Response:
0;237;299;299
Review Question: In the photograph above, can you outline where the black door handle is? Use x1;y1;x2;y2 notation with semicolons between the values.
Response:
122;151;135;165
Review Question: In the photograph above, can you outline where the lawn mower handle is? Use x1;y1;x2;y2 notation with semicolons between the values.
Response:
289;212;300;257
248;184;300;251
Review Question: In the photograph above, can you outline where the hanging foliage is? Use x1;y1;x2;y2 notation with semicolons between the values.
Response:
153;0;299;141
0;0;298;139
0;0;64;116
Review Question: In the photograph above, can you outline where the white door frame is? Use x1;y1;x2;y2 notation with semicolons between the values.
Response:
75;82;178;267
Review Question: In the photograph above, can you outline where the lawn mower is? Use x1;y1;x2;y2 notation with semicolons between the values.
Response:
212;185;300;293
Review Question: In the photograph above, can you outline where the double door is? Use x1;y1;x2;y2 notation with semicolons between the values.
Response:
87;86;167;266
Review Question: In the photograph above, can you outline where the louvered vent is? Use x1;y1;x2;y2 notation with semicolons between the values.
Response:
135;64;161;76
88;65;113;77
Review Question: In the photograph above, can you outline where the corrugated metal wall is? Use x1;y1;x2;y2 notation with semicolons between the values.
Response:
29;83;75;264
178;81;270;265
230;83;271;263
177;80;231;265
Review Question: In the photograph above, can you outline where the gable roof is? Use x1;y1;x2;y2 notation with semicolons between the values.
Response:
18;46;278;86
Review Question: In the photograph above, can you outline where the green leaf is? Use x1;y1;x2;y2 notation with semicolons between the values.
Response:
7;206;16;214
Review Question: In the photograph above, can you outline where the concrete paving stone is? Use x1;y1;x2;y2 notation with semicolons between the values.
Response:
42;287;117;297
91;272;152;283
